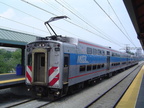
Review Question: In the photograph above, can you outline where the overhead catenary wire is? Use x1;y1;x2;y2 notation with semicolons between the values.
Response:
42;0;96;33
21;0;56;16
0;1;50;34
0;1;123;47
57;0;123;46
0;1;43;22
26;0;117;40
93;0;136;47
41;0;63;15
22;0;122;47
0;15;48;33
0;1;84;38
0;0;122;47
55;0;120;44
107;0;135;45
42;0;122;46
42;0;90;33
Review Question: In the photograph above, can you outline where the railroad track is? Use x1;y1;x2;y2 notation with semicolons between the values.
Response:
6;98;51;108
3;63;143;108
85;64;143;108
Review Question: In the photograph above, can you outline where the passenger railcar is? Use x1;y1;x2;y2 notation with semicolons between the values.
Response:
25;36;138;99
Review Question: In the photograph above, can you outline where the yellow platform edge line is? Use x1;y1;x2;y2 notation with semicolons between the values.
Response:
0;78;25;84
0;73;16;75
116;65;144;108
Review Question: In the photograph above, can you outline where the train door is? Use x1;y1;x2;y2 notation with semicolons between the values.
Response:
107;51;110;70
34;53;45;82
32;49;47;84
63;54;69;84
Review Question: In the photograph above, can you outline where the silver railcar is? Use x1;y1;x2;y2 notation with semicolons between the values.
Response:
25;36;138;99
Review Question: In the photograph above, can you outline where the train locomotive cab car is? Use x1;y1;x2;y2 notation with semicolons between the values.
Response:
26;36;77;99
25;36;138;100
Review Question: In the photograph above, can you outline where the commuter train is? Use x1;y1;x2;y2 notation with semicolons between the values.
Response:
25;35;138;100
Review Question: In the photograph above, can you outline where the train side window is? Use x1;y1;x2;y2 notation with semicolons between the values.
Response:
98;49;101;55
64;56;69;67
93;49;97;55
87;65;92;71
97;65;101;69
28;54;32;66
93;64;97;70
101;50;103;55
102;51;104;55
87;47;92;54
107;51;110;56
100;50;102;55
80;65;86;72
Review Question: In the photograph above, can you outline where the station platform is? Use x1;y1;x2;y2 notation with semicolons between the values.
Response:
116;65;144;108
0;73;25;89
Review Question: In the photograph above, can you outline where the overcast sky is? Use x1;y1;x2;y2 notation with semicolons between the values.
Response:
0;0;142;52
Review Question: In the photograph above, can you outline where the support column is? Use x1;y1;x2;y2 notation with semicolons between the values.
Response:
21;47;25;75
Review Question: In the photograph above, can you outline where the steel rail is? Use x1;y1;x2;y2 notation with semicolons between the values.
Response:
6;98;36;108
85;64;143;108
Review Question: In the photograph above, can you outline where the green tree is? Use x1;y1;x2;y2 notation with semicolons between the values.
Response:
11;49;21;65
0;54;7;73
0;49;21;74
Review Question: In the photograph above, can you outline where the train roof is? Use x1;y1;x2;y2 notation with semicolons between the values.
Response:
31;35;132;56
68;37;133;56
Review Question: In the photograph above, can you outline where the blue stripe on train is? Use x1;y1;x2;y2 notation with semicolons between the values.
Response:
67;53;128;65
110;56;127;62
69;53;107;65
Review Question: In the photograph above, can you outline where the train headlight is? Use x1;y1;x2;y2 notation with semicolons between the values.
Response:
38;43;46;47
54;91;60;96
42;44;45;46
39;43;42;47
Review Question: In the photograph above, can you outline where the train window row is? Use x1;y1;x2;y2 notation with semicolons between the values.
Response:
112;53;120;57
122;62;126;64
86;47;124;57
87;47;105;55
80;64;105;72
87;47;112;56
86;47;133;58
111;63;120;66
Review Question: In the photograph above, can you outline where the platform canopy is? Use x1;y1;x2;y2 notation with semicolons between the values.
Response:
123;0;144;50
0;27;39;48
